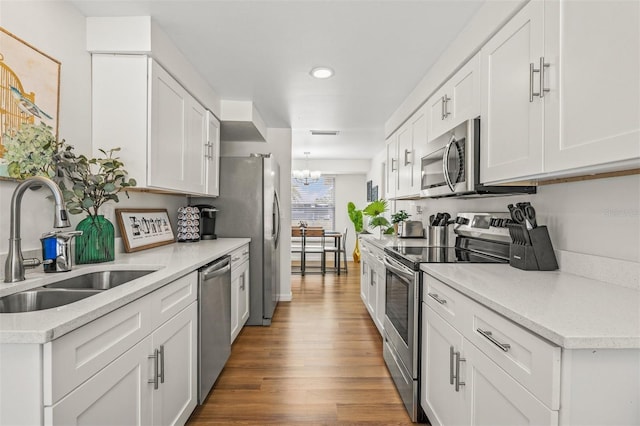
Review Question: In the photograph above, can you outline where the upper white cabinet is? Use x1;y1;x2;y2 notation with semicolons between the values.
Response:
428;54;480;142
481;0;640;184
385;134;398;199
92;55;219;196
205;111;221;197
388;104;428;199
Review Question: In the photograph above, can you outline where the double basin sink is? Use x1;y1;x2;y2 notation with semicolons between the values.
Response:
0;270;155;313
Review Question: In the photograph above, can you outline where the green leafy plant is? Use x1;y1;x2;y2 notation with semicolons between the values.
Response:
53;144;136;218
347;202;363;233
391;210;410;224
3;122;57;179
363;199;391;234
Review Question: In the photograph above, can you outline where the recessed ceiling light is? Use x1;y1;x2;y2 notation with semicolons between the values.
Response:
310;67;334;79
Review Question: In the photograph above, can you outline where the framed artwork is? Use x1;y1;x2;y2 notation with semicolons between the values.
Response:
116;209;175;253
372;185;379;201
366;180;372;202
0;27;61;179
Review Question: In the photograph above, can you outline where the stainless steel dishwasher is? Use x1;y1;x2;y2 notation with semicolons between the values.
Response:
198;255;231;404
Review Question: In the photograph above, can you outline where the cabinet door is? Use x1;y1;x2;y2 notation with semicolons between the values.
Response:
421;305;467;426
230;268;240;342
464;342;558;426
184;97;207;195
427;86;449;142
449;54;480;128
238;261;250;331
205;111;221;196
386;136;398;199
366;261;377;319
360;245;369;304
374;262;386;336
410;105;428;193
46;337;153;426
480;0;544;183
152;303;197;426
396;123;414;198
149;60;187;192
544;0;640;172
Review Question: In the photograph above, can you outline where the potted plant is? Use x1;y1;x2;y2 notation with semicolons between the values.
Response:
363;199;392;238
391;209;411;235
347;202;363;262
53;144;136;264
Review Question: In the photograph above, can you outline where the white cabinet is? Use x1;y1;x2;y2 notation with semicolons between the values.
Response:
359;238;385;336
428;54;480;141
481;0;640;184
480;0;545;183
48;303;197;426
385;135;398;199
230;244;250;343
388;104;428;199
92;54;219;196
421;273;560;426
205;111;221;196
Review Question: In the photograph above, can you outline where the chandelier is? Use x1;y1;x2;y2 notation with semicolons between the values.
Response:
292;152;322;185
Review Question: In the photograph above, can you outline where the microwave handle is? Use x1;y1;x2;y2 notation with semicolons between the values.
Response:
442;135;455;192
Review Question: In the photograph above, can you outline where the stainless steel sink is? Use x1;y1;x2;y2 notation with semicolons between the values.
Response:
44;270;154;290
0;288;102;313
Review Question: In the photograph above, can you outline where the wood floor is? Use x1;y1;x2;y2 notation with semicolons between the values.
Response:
187;262;414;425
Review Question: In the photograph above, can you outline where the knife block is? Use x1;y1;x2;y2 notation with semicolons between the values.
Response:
508;225;558;271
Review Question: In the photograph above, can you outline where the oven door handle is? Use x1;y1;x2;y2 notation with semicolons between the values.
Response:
442;134;456;192
384;256;414;283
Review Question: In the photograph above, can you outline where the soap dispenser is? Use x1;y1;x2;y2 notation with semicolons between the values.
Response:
40;231;82;273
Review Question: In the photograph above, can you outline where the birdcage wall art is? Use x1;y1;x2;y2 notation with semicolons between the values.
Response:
0;27;61;180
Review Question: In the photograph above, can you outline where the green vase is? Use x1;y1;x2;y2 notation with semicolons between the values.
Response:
75;215;115;264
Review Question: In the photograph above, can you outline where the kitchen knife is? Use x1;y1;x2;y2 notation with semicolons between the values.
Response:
433;213;443;226
440;213;451;226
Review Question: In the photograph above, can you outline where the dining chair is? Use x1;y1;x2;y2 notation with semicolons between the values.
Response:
324;227;348;275
302;227;326;275
291;227;306;274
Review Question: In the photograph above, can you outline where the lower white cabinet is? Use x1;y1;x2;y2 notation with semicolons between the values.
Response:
230;244;250;342
359;238;385;336
46;303;197;426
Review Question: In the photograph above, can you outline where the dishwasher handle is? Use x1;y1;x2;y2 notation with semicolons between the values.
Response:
201;256;231;280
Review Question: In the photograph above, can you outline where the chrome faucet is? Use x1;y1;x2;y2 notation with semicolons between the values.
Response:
4;176;71;283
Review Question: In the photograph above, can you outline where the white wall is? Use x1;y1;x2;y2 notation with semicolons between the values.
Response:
219;129;293;300
0;1;202;260
334;174;367;260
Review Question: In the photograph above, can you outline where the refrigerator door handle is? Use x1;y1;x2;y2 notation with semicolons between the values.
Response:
273;190;281;248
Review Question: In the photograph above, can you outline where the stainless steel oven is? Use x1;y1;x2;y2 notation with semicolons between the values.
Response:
420;118;536;198
383;255;422;422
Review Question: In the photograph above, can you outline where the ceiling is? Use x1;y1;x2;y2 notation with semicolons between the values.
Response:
69;0;484;160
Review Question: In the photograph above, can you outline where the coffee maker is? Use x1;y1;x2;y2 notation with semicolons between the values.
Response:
193;204;218;240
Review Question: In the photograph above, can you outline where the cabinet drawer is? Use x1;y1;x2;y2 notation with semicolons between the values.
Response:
45;296;152;405
150;272;197;330
423;274;468;332
465;300;561;410
230;245;250;269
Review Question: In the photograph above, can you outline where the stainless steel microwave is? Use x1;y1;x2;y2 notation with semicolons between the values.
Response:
420;118;536;198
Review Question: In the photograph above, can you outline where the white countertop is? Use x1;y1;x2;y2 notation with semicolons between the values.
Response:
421;263;640;350
0;238;250;344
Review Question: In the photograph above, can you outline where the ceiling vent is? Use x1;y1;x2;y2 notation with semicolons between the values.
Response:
310;130;340;136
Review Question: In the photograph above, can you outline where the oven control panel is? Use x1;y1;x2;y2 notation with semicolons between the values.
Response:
454;212;512;242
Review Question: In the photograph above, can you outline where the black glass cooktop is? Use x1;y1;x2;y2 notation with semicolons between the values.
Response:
384;245;508;270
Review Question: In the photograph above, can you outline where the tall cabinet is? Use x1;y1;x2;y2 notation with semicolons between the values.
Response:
92;55;220;196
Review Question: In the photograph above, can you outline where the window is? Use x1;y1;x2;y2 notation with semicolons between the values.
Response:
291;176;335;229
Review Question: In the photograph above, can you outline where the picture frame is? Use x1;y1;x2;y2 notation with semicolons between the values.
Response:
0;27;61;180
116;208;175;253
372;185;378;201
366;180;373;202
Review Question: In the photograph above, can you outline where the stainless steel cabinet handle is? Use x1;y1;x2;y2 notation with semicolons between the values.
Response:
148;349;159;390
477;328;511;352
232;256;240;261
204;143;211;159
240;274;245;291
428;293;447;305
404;149;412;166
242;251;249;255
449;346;455;385
391;158;397;172
539;56;550;98
159;345;165;384
443;95;451;119
454;351;466;392
529;63;536;102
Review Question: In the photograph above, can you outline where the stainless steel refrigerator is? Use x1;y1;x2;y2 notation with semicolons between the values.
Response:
214;154;281;325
